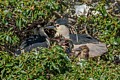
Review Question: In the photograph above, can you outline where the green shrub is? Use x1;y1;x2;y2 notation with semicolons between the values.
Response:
0;46;71;79
52;60;120;80
1;46;119;80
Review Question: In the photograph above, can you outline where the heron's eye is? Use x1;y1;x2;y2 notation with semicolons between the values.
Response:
56;24;59;27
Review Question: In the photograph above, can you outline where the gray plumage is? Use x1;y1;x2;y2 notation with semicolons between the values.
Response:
53;23;108;58
15;26;50;56
70;34;99;44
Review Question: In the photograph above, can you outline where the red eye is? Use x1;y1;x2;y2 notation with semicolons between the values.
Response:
56;24;59;27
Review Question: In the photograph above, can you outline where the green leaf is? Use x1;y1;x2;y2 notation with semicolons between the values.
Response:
20;70;27;74
0;63;3;68
6;12;12;19
5;63;13;67
51;62;60;73
16;18;22;30
6;36;9;42
1;68;5;79
3;10;9;15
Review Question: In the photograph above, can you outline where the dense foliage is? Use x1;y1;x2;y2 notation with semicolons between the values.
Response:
0;46;120;80
0;0;120;80
0;46;72;79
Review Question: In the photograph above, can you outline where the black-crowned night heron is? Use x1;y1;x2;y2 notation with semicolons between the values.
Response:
14;25;51;56
53;18;108;58
54;18;99;44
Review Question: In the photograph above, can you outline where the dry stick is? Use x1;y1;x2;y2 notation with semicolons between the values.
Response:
0;44;14;55
82;23;91;37
69;25;76;34
53;11;62;18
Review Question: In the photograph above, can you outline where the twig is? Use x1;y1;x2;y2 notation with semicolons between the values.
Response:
53;11;62;18
0;44;14;55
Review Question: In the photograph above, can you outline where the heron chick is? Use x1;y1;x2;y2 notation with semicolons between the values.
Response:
70;45;89;60
14;25;50;56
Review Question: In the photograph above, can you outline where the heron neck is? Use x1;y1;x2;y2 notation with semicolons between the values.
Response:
38;27;49;38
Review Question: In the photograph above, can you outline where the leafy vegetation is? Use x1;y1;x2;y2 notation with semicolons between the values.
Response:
0;46;72;79
0;0;120;80
1;46;120;80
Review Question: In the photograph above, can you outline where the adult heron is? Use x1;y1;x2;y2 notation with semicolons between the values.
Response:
53;18;108;58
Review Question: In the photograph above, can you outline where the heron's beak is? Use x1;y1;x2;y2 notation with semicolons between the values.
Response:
45;26;55;29
45;25;57;31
